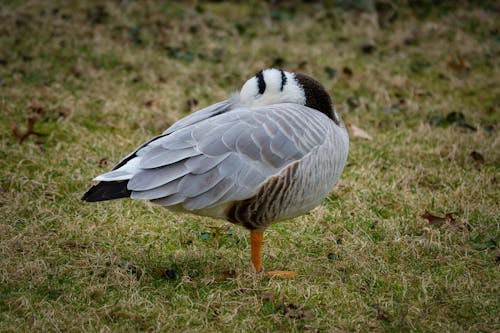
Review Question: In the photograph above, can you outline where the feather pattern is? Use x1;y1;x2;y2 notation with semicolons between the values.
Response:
139;146;200;169
87;101;348;230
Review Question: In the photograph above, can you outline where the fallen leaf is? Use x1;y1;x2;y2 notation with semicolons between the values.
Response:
421;211;463;230
470;151;485;164
346;123;373;140
448;55;471;73
10;122;23;140
264;270;298;278
360;41;376;54
10;115;46;143
186;98;198;109
99;158;109;167
421;211;447;225
342;66;353;77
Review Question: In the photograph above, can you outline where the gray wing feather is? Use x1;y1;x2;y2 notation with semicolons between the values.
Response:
163;99;233;134
131;178;181;200
184;153;230;174
128;162;188;191
216;154;245;176
269;130;299;160
107;100;223;172
139;146;200;169
179;167;225;197
251;130;282;167
236;132;262;161
183;178;234;210
179;154;242;198
125;103;336;211
222;125;247;149
151;193;186;206
196;132;231;156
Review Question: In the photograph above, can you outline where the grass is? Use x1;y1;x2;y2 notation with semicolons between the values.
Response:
0;1;498;332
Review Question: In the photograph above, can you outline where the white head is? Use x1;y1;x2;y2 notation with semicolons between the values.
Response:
238;68;340;124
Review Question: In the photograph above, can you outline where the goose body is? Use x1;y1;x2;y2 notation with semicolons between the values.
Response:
83;68;349;273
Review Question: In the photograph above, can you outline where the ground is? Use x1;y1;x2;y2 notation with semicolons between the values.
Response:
0;1;498;332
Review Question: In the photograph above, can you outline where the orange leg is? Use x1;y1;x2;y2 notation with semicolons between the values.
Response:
250;230;263;272
250;230;297;278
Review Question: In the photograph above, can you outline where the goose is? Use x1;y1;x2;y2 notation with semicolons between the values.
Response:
83;68;349;277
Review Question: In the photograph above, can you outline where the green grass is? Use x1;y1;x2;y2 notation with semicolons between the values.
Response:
0;1;498;332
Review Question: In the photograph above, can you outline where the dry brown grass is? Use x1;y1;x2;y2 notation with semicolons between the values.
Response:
0;1;498;332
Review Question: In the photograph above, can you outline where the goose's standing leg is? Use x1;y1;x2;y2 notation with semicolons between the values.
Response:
250;230;263;272
250;230;298;278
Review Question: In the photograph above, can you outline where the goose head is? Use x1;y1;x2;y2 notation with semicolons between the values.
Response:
239;68;340;124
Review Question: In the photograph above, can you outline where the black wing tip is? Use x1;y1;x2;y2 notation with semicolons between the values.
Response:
82;181;132;202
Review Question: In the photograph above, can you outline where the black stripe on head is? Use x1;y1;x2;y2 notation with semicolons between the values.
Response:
280;69;287;91
255;70;266;95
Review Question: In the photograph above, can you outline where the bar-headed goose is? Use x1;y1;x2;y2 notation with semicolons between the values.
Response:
83;68;349;277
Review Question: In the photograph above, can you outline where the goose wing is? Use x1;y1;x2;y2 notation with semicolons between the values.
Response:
107;98;234;172
94;103;340;210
